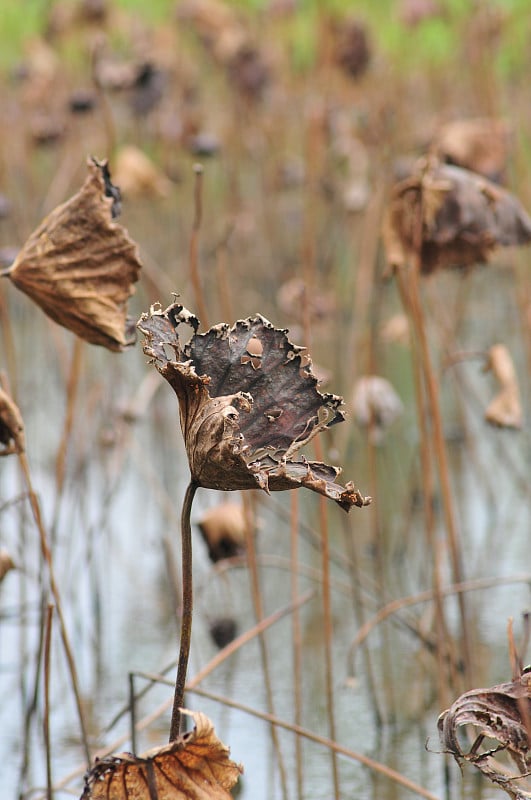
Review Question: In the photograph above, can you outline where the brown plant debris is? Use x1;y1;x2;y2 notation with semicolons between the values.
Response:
483;344;523;429
81;709;242;799
351;375;403;444
438;669;531;799
432;117;512;182
0;387;25;456
0;549;16;583
7;157;143;351
197;502;246;563
382;158;531;274
138;300;371;511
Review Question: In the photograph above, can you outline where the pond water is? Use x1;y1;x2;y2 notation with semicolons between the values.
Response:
1;231;529;800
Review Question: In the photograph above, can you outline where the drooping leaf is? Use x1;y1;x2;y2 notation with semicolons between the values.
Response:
81;710;242;799
197;502;246;563
138;300;371;511
8;157;143;351
351;375;403;443
433;117;511;182
438;670;531;799
382;159;531;274
483;344;523;429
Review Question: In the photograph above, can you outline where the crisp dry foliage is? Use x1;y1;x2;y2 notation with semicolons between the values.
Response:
0;387;25;456
484;344;523;429
81;710;242;799
8;158;142;351
138;300;371;511
382;158;531;273
438;670;531;799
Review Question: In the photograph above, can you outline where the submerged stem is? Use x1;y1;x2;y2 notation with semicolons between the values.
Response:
169;480;198;741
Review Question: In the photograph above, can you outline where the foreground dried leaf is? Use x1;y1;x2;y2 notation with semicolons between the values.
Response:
81;710;242;799
0;387;25;456
7;157;142;351
382;159;531;274
484;344;523;429
438;669;531;799
138;300;371;511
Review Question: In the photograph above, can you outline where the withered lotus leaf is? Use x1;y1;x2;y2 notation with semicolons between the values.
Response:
484;344;523;429
8;157;143;351
438;670;531;799
0;387;25;456
137;300;371;511
383;159;531;274
81;710;242;799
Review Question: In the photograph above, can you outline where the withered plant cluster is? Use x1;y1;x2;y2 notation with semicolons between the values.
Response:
0;1;530;799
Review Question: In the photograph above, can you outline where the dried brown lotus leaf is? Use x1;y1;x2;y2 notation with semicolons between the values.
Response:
113;146;173;198
433;117;511;182
484;344;523;429
9;157;142;351
351;375;403;443
81;709;242;799
383;159;531;274
138;300;371;511
0;388;25;456
438;671;531;799
0;548;16;583
197;502;245;563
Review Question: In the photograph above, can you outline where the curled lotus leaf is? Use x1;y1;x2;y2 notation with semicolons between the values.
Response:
8;157;142;351
81;709;242;799
137;300;371;511
0;387;25;456
438;670;531;799
383;159;531;274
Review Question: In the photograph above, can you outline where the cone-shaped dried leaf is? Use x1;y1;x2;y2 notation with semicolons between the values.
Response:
484;344;523;429
351;375;403;444
138;300;371;511
0;387;25;456
8;157;142;351
383;159;531;274
438;670;531;799
81;710;242;799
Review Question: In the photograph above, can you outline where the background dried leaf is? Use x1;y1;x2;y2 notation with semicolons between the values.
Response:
484;344;523;429
9;158;142;351
383;160;531;274
197;502;246;563
433;117;511;182
0;387;25;455
81;710;242;799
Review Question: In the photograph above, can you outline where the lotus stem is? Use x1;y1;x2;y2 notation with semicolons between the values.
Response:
169;479;198;741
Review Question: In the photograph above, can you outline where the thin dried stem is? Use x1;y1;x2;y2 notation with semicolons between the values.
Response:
52;337;84;535
189;164;209;327
17;451;91;765
314;438;340;800
43;603;54;800
169;479;198;741
290;492;304;800
187;686;441;800
242;493;289;800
